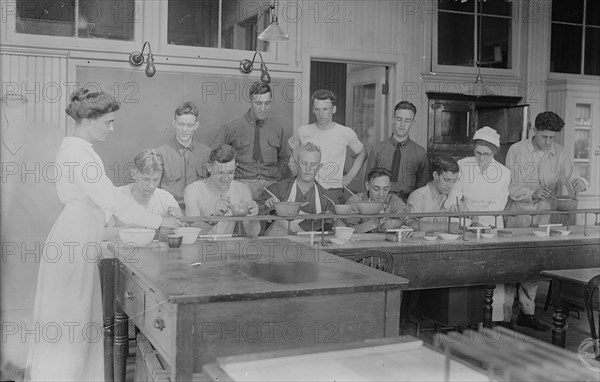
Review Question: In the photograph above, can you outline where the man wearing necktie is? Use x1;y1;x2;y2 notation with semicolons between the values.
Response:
213;82;291;199
364;101;429;202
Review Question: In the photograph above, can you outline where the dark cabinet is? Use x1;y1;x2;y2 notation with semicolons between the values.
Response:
426;92;528;166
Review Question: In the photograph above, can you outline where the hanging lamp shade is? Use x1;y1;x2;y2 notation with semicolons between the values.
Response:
258;16;288;41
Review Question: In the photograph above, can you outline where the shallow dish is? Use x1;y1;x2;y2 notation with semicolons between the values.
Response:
273;202;302;217
119;228;155;246
532;230;548;238
355;201;383;215
480;233;496;239
334;204;353;215
423;235;438;241
174;227;202;245
438;233;460;240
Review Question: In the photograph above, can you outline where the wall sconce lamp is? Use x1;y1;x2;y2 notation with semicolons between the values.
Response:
129;41;156;78
239;52;271;84
258;1;288;41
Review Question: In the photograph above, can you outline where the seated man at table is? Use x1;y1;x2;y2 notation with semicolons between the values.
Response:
256;142;338;236
104;149;183;240
184;144;260;238
344;167;408;233
405;156;461;233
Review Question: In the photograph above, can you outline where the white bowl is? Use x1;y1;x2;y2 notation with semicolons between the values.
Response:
423;235;438;241
335;227;355;241
438;233;460;240
119;228;155;246
174;227;202;245
532;230;548;238
480;233;496;239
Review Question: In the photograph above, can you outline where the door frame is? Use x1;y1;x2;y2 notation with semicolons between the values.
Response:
300;48;405;132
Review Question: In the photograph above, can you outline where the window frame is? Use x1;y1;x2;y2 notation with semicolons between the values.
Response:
549;0;600;77
430;0;521;79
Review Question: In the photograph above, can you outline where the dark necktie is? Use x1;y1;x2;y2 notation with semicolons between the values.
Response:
253;120;263;162
391;142;401;182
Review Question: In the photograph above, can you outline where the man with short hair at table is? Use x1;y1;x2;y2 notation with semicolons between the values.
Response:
365;101;429;202
402;156;460;326
405;156;461;234
256;142;338;236
503;111;588;331
213;82;291;199
288;89;366;204
156;101;211;210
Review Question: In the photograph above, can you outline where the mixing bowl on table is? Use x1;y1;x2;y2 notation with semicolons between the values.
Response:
230;202;249;217
555;198;578;211
119;228;156;246
173;227;202;245
274;202;303;217
334;204;353;215
354;201;383;215
334;227;355;241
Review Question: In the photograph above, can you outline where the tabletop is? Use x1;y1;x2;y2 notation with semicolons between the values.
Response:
540;267;600;284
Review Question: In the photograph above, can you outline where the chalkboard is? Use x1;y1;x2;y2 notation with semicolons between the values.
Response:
76;67;296;185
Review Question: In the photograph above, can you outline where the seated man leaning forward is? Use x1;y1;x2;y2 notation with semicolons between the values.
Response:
344;167;408;233
256;142;338;236
406;156;461;233
184;144;260;238
105;149;182;240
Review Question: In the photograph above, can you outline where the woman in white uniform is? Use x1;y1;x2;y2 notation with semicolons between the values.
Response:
446;126;511;228
25;88;181;381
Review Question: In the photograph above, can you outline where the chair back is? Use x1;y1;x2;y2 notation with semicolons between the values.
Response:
349;250;394;274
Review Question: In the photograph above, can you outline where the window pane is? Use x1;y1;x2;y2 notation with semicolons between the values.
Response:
221;0;269;51
438;0;474;13
78;0;134;40
588;1;600;26
584;26;600;75
481;0;511;17
550;24;582;73
480;16;511;69
552;0;583;23
168;0;219;47
438;12;474;66
16;0;76;37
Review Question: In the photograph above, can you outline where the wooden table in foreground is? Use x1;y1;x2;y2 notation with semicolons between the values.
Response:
106;238;408;381
286;226;600;327
540;267;600;347
203;327;600;382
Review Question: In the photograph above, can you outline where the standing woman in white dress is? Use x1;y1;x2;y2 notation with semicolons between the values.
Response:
446;126;511;228
25;88;181;381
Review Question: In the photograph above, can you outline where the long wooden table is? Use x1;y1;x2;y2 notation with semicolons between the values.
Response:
104;238;408;381
286;226;600;328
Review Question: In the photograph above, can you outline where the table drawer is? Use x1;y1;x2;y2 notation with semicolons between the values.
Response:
117;266;145;328
144;294;175;362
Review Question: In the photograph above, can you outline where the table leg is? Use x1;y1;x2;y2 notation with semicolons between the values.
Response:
114;302;129;382
483;284;495;328
99;258;115;382
550;280;568;348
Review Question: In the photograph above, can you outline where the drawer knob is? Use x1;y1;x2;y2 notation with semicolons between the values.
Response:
124;290;134;300
153;318;165;331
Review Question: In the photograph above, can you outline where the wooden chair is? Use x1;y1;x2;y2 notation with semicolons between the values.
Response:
584;274;600;359
349;250;394;274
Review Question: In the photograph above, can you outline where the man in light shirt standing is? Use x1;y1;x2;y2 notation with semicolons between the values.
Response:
288;89;366;203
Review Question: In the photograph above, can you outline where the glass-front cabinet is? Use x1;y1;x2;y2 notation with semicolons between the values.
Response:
547;79;600;220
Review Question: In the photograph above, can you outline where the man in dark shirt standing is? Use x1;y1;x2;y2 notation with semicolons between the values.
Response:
213;82;291;198
364;101;428;202
156;101;211;210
